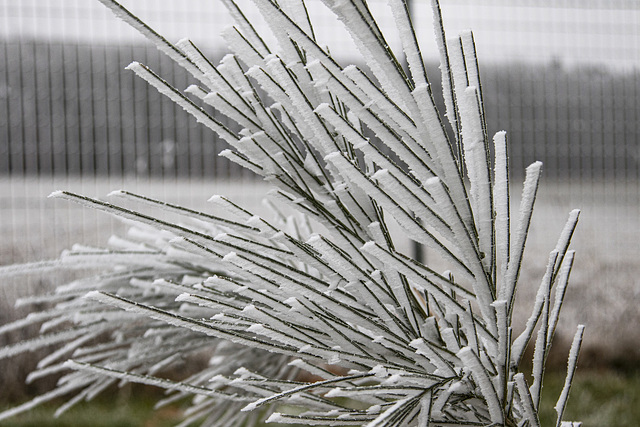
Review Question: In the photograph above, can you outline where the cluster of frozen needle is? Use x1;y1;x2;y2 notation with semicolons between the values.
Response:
1;0;584;425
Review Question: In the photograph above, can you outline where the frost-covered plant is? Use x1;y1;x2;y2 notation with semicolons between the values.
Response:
0;0;584;425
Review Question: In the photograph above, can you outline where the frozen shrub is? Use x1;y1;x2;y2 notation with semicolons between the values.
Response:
0;0;584;425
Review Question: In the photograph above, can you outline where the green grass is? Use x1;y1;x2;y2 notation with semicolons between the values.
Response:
3;370;638;426
1;390;183;427
538;370;640;426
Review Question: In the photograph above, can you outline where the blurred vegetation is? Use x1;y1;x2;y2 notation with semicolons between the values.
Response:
539;370;640;426
2;370;638;426
0;388;181;427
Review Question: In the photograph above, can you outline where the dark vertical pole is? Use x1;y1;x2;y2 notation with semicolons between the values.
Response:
404;0;425;265
75;43;84;176
89;45;97;177
1;41;11;174
32;41;41;175
116;45;126;179
61;43;70;177
56;42;69;177
102;46;111;176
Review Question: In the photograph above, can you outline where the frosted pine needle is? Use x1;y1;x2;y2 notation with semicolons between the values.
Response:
1;0;585;425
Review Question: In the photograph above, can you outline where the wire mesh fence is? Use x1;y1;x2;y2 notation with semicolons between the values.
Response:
1;0;639;181
0;40;243;179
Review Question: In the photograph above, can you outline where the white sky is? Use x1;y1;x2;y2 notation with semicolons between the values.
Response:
1;0;639;70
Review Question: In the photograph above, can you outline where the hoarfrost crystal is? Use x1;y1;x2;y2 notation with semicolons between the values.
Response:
1;0;584;425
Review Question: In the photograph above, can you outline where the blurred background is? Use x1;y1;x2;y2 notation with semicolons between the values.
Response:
0;0;638;423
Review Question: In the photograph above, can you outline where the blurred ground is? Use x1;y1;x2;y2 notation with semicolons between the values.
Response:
513;180;640;370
